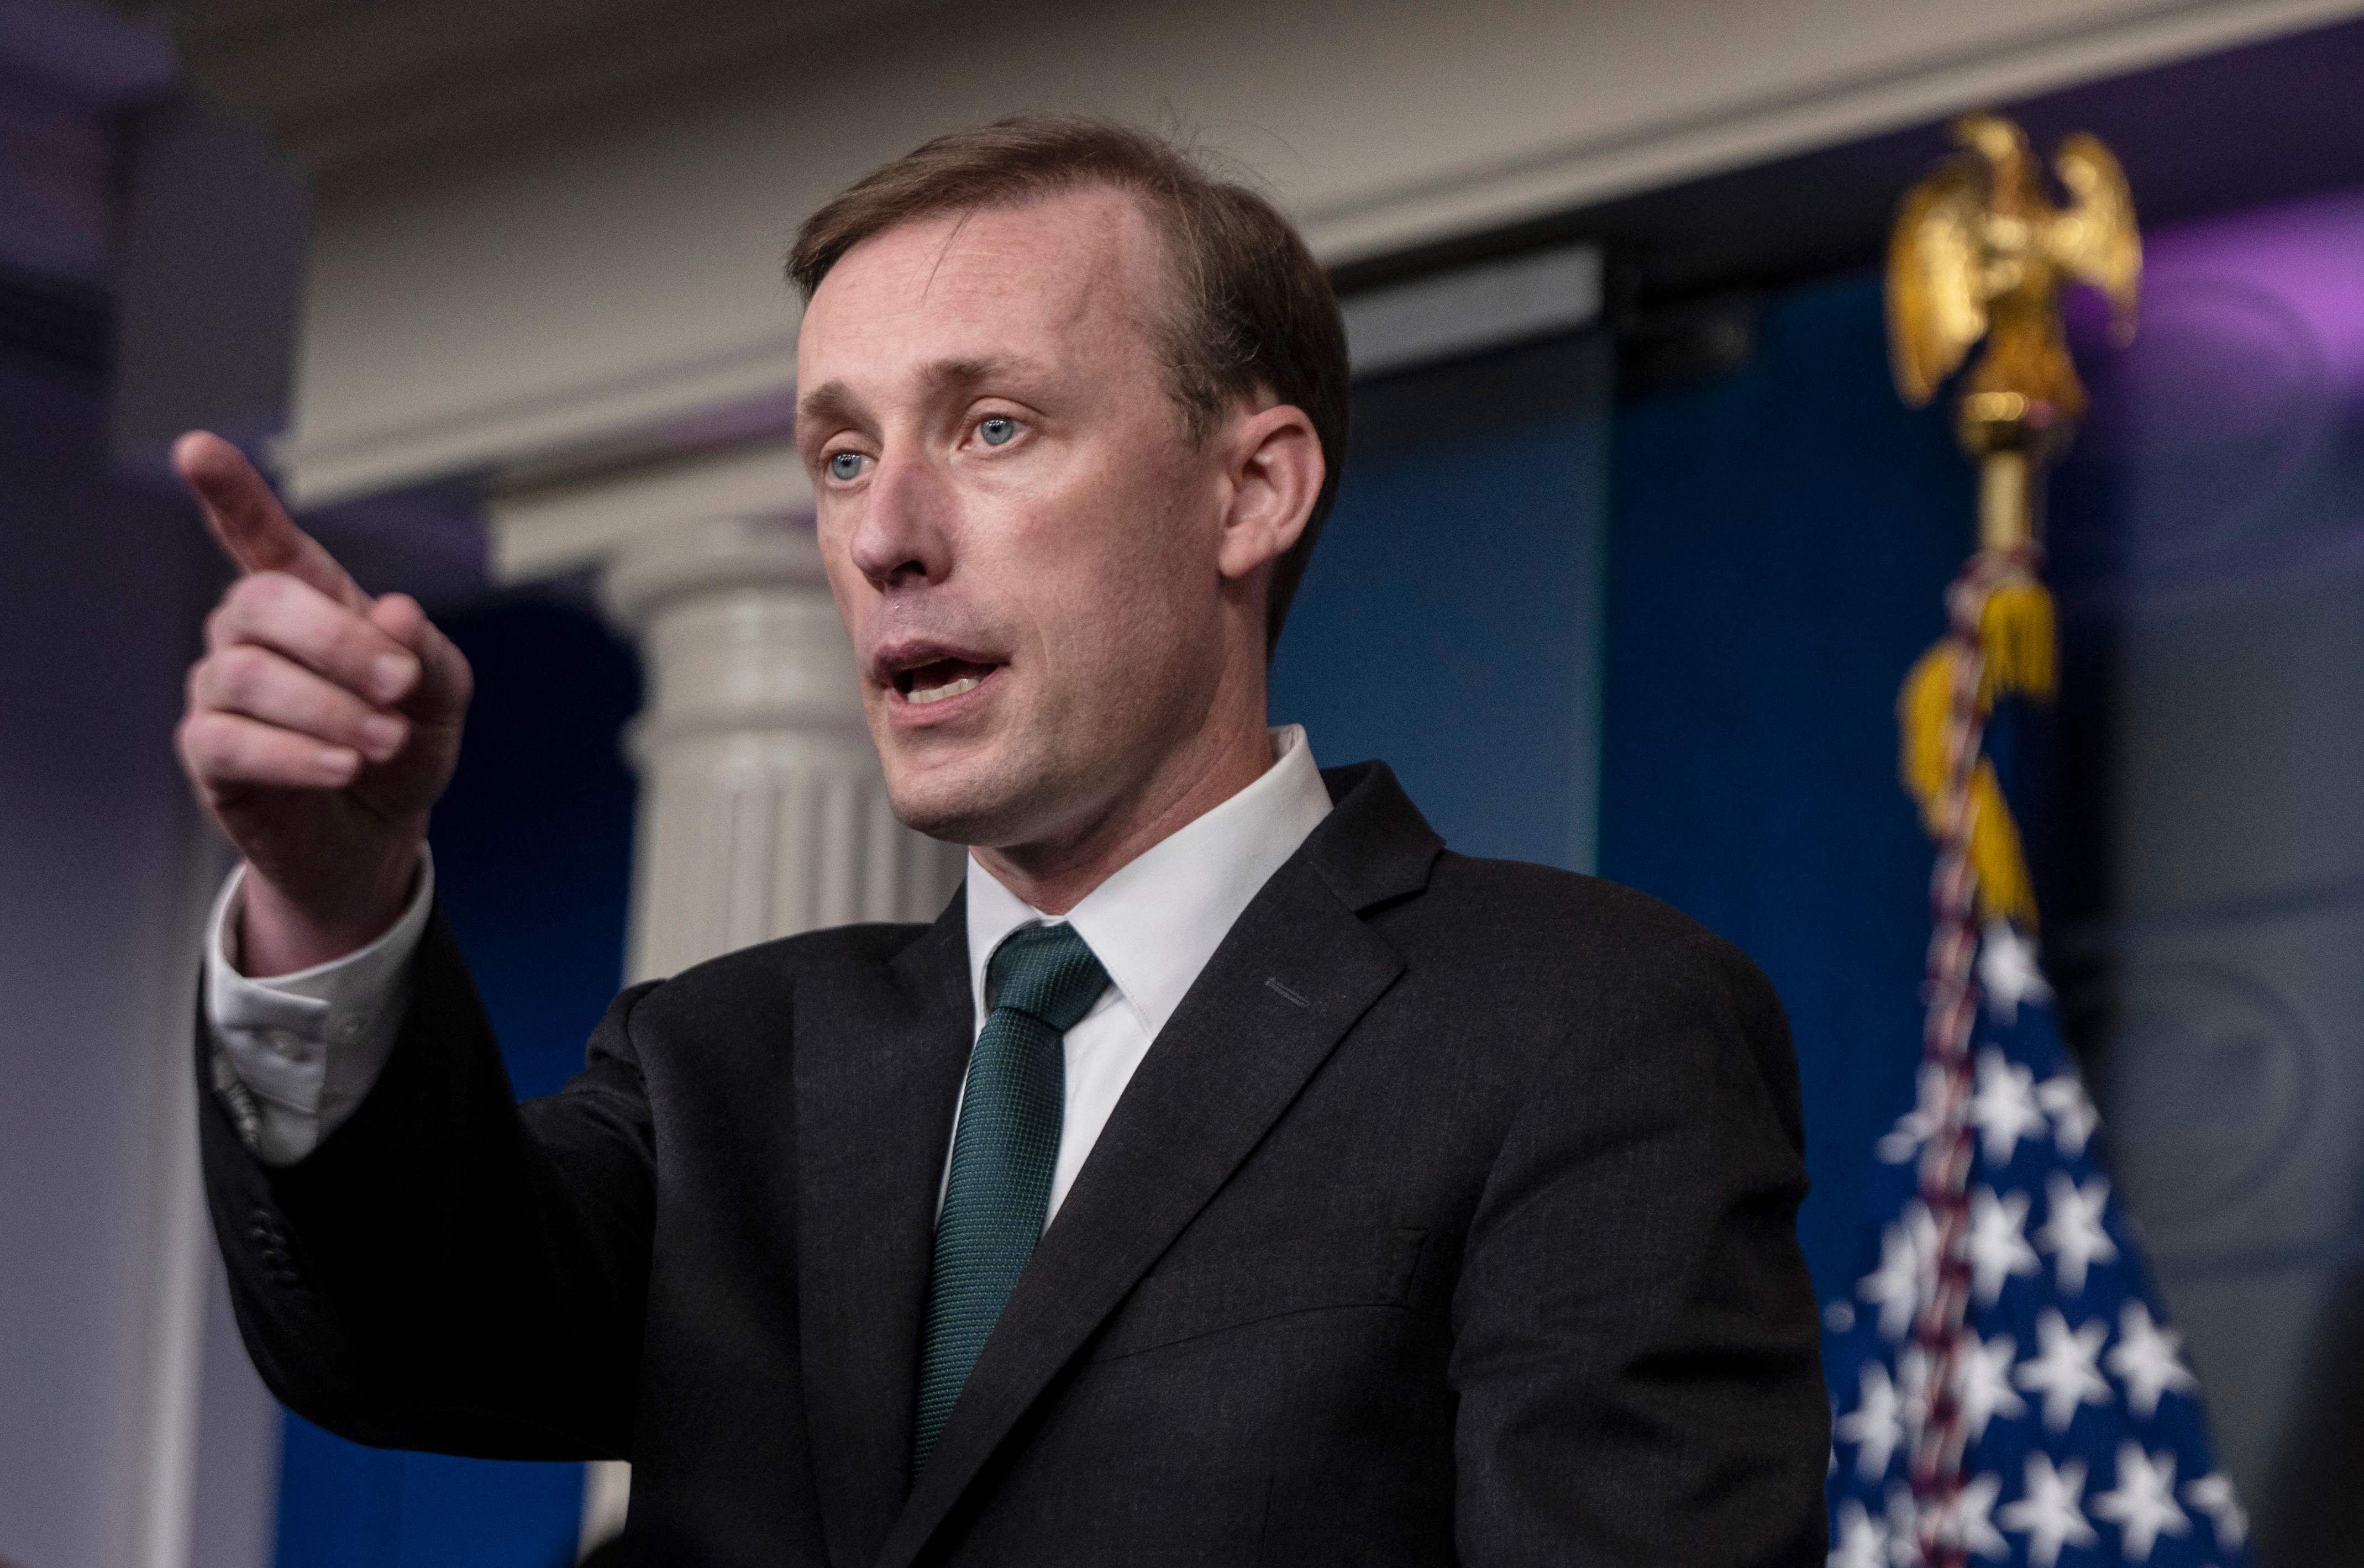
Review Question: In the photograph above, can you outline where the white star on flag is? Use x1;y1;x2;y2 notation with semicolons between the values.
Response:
1857;1202;1934;1340
2183;1470;2248;1550
1966;1186;2041;1306
2092;1443;2190;1561
1877;1063;1947;1164
1945;1471;2010;1561
1837;1362;1905;1480
2035;1070;2100;1157
1999;1452;2098;1568
2015;1308;2113;1430
2035;1171;2118;1295
2108;1301;2199;1419
1978;919;2053;1023
1953;1328;2026;1443
1829;1498;1887;1568
1969;1046;2047;1164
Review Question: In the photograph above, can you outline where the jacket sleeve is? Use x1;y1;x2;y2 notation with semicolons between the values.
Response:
1448;932;1829;1567
199;901;659;1461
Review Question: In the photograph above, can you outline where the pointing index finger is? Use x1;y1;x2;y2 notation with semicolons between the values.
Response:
175;431;368;612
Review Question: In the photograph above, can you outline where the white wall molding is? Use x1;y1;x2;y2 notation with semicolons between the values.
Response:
485;436;812;585
1291;0;2364;262
1343;244;1602;379
194;0;2364;511
173;0;934;176
282;337;801;511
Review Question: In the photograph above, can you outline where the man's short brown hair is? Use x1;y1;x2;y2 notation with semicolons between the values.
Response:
787;114;1349;653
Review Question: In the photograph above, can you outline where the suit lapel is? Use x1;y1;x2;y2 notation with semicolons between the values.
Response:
795;894;973;1568
872;765;1440;1568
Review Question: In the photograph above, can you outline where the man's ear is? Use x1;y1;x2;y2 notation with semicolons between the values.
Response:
1216;402;1325;582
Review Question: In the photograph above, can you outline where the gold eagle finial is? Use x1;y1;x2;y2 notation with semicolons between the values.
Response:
1887;114;2141;933
1887;112;2141;436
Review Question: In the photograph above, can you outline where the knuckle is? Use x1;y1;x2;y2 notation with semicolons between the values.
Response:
213;644;267;703
240;571;306;625
219;579;276;638
224;572;273;615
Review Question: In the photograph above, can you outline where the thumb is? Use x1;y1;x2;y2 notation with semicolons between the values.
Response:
175;431;369;612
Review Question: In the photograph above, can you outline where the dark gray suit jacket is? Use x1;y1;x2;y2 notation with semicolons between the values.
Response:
201;761;1829;1566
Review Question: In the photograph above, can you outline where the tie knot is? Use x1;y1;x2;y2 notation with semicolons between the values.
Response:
986;923;1109;1033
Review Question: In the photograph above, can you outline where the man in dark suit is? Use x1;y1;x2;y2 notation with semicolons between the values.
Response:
177;116;1827;1565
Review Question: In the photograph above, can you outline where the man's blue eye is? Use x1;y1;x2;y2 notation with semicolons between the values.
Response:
828;452;865;481
978;417;1017;447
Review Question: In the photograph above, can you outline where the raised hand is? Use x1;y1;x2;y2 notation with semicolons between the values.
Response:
174;432;473;975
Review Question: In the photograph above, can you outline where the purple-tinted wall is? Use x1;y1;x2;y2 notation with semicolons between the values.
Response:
2050;182;2364;1563
0;329;277;1568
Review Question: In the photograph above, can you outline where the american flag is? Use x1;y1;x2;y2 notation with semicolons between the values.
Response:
1822;560;2251;1568
1821;931;2251;1567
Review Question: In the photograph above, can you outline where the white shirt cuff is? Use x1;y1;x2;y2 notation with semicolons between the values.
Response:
204;851;434;1165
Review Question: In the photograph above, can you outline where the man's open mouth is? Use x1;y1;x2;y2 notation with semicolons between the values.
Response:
892;657;1001;706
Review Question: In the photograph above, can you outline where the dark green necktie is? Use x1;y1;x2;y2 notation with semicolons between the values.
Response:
913;922;1109;1470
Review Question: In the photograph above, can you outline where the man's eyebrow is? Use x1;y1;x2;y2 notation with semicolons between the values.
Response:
922;355;1047;398
796;380;862;448
797;355;1053;452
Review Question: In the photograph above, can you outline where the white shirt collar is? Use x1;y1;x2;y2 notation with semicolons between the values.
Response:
963;724;1333;1039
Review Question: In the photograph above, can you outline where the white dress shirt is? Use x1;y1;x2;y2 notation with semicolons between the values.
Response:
957;724;1332;1219
206;725;1334;1193
205;852;438;1165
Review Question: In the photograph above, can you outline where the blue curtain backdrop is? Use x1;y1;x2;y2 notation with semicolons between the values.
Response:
1596;270;1977;1296
1272;330;1613;874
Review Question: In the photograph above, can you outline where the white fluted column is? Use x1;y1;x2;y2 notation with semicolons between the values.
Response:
574;512;964;1548
598;515;964;985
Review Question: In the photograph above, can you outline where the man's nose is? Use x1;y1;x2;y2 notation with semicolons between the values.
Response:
848;448;954;592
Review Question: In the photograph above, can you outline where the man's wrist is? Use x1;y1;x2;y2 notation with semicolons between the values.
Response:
235;844;425;977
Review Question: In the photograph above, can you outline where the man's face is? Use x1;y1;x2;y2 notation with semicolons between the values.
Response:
797;188;1237;850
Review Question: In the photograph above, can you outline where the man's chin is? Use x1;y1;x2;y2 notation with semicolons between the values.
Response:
880;757;1037;849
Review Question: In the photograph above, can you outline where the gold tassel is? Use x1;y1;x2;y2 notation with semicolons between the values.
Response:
1966;760;2039;928
1898;571;2053;927
1898;642;1958;822
1978;576;2056;706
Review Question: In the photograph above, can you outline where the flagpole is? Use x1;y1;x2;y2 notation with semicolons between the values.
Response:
1884;111;2140;1568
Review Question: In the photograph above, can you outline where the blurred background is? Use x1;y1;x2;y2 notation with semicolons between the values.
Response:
5;1;2364;1564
